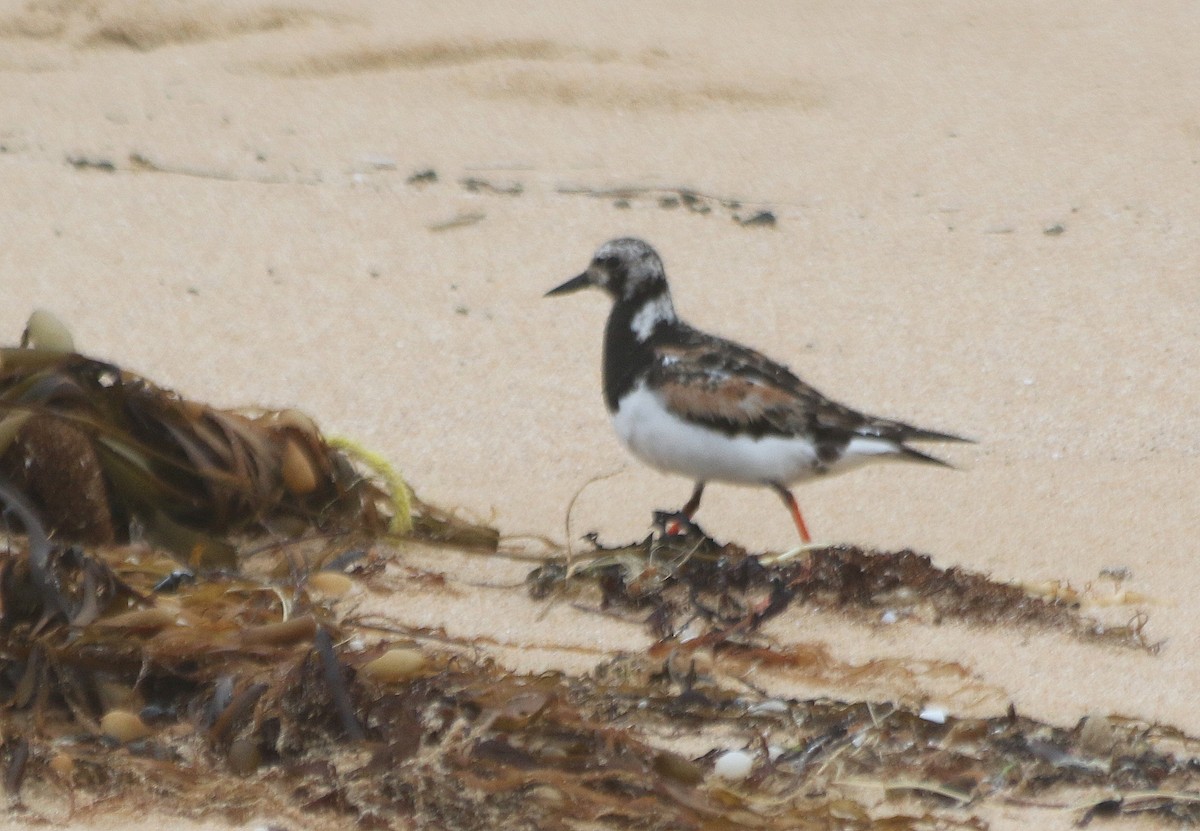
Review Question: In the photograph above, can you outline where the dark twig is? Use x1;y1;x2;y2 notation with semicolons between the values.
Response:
315;625;366;742
0;475;70;619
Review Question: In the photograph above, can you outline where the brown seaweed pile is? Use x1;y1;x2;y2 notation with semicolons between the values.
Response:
527;524;1152;651
0;314;497;565
4;517;1200;829
6;511;1200;830
1;312;1198;830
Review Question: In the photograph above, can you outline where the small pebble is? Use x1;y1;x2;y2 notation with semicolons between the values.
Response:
100;710;153;743
48;753;75;778
712;749;754;781
361;648;426;681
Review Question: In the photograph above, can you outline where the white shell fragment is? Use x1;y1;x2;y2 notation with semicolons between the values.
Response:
919;705;948;724
712;749;754;781
23;309;75;352
747;699;789;715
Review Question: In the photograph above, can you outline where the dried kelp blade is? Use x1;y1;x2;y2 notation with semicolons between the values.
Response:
529;528;1153;650
3;503;1200;829
0;475;69;620
1;312;501;564
0;374;334;572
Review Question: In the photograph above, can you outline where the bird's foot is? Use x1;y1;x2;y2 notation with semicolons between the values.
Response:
653;510;703;539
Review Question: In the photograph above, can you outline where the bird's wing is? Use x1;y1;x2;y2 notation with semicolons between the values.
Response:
647;327;867;439
647;326;968;454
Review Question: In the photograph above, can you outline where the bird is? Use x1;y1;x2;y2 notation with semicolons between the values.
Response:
545;237;971;543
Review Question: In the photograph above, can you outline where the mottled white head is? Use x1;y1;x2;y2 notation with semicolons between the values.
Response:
546;238;677;339
546;238;671;301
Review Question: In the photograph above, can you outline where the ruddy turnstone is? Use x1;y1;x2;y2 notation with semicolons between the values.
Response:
546;237;970;543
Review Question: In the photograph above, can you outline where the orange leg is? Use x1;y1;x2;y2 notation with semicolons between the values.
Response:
681;482;705;518
771;484;812;543
666;482;705;535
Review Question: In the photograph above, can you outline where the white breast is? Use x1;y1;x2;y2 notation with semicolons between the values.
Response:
611;382;825;485
611;382;909;485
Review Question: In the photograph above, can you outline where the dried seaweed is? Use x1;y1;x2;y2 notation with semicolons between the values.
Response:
580;653;1200;824
1;311;1196;830
0;315;496;566
556;183;781;228
2;526;1198;830
527;526;1153;651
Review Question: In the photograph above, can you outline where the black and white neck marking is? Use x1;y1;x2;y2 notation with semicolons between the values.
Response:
602;283;678;411
629;292;676;341
543;237;682;413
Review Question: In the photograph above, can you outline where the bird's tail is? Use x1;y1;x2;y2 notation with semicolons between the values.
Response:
902;427;975;444
877;422;975;468
896;443;957;468
851;418;974;469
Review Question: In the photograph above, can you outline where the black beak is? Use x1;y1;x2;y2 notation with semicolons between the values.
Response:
544;272;592;297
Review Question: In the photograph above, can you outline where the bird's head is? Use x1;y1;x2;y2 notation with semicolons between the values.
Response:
546;238;669;303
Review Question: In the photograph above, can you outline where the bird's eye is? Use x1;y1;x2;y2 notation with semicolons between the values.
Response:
598;256;619;270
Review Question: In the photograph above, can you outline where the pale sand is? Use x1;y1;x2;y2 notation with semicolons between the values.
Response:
2;1;1199;828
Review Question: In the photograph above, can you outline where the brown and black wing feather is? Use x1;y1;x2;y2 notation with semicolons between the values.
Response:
647;324;970;468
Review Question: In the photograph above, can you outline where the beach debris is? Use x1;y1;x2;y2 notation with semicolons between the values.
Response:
360;647;426;681
712;748;755;781
0;312;496;563
460;176;523;196
307;570;355;597
6;510;1197;830
734;208;777;227
65;154;117;172
360;154;397;170
558;183;779;226
527;525;1154;650
395;170;783;229
428;211;486;232
127;151;301;185
0;311;1195;830
100;710;154;743
407;168;438;185
21;309;75;352
918;705;948;724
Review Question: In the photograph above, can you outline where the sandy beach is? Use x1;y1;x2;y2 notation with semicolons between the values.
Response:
2;1;1199;828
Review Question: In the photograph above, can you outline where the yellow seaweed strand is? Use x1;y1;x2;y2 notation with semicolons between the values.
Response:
327;436;413;536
